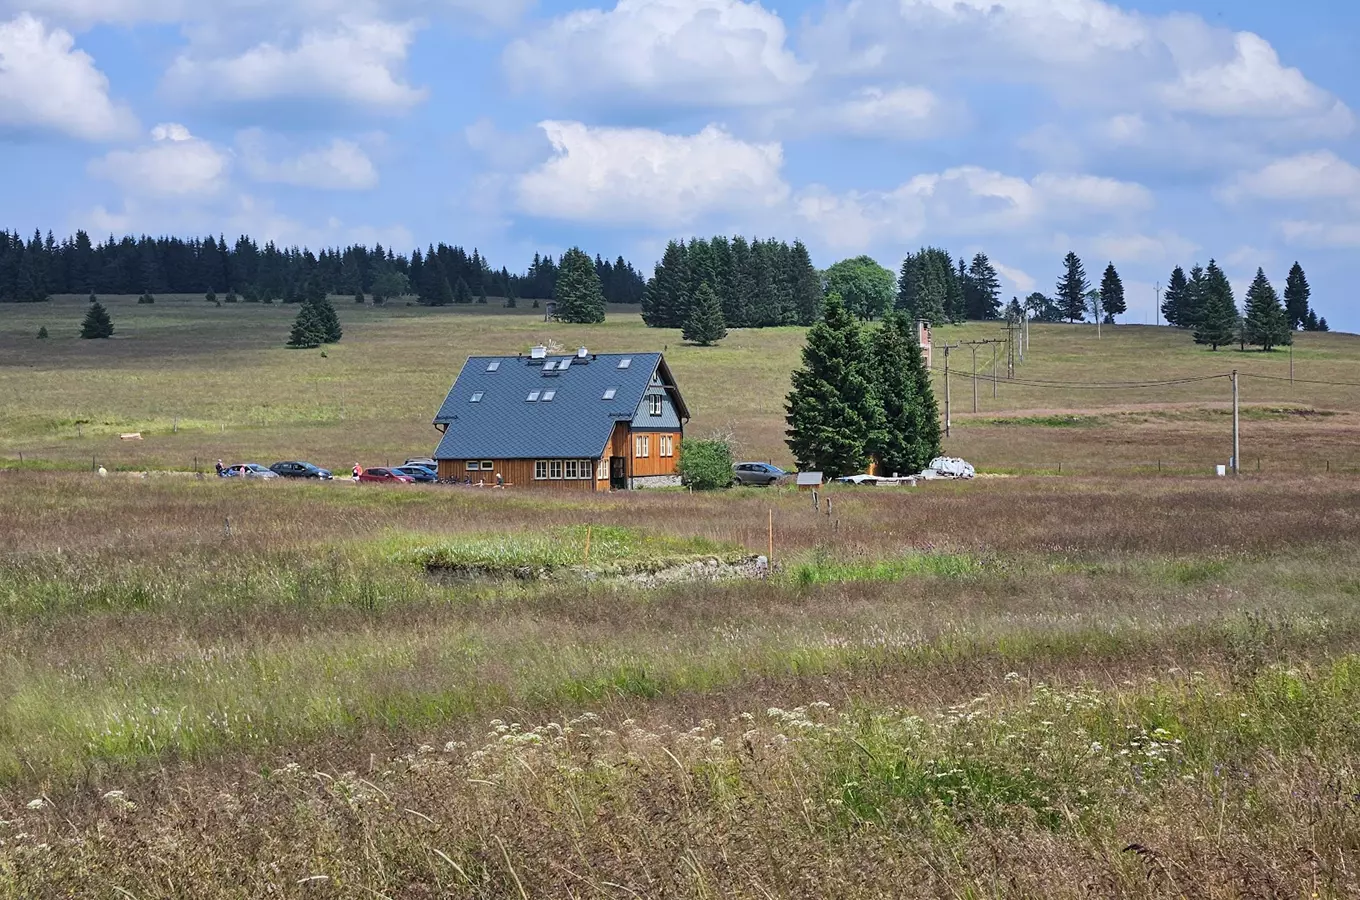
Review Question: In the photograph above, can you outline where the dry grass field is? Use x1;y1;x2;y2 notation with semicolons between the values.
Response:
3;297;1360;898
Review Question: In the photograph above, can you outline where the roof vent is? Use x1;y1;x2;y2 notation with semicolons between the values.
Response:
530;345;547;360
577;346;588;358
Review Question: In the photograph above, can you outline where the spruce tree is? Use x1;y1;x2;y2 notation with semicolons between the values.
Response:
1183;264;1208;329
643;240;690;328
476;284;489;304
1284;262;1310;331
965;253;1002;320
1192;260;1238;350
868;312;942;476
454;277;473;305
789;240;823;326
682;282;727;346
1243;268;1290;351
314;295;342;343
554;247;607;323
1318;317;1329;332
354;290;364;304
785;293;884;479
137;292;155;304
287;303;324;349
81;298;114;339
37;325;48;339
206;290;218;304
1099;262;1125;322
1056;252;1088;322
1161;266;1188;326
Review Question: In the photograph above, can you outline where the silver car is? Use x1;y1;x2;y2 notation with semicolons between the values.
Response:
732;462;788;486
220;463;280;480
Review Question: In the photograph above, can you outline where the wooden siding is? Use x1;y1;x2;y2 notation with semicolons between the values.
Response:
436;459;599;491
629;430;682;477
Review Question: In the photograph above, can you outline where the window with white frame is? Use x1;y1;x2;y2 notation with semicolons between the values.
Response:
549;460;563;479
565;460;580;479
526;391;540;402
470;392;483;402
486;361;500;372
597;459;609;480
648;394;663;416
659;434;674;458
635;435;650;458
541;390;556;402
602;388;616;400
466;461;479;471
535;461;548;480
481;461;494;470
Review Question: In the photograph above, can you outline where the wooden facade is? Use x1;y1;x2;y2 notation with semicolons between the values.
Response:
437;458;601;490
436;425;682;491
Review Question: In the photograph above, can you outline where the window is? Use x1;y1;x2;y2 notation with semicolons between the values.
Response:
466;461;479;471
565;460;580;479
559;358;571;371
486;361;500;372
542;391;556;402
542;361;555;372
527;391;540;402
659;435;674;458
602;388;617;400
481;461;494;471
597;459;609;480
635;435;650;458
618;358;632;369
470;392;483;402
549;460;563;479
535;461;548;480
648;394;663;416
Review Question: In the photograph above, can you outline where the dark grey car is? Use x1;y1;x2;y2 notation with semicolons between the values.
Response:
732;462;788;486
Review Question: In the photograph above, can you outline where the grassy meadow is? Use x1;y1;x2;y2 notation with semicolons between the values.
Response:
3;296;1360;897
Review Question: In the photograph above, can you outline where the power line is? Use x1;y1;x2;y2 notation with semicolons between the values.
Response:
1240;373;1360;389
954;371;1232;390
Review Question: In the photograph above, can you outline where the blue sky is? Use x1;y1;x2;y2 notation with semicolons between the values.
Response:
2;0;1357;329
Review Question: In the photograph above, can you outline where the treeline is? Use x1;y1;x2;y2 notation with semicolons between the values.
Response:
642;237;823;329
1160;260;1327;344
0;229;645;306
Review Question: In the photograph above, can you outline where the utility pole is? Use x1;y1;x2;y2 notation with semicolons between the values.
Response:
1231;369;1240;475
991;345;998;399
943;344;953;437
1289;341;1294;385
958;339;1006;414
1154;282;1160;326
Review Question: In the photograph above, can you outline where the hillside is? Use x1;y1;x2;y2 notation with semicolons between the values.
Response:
2;294;1358;474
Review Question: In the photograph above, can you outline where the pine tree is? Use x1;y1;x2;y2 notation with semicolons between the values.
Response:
454;277;473;305
1183;264;1207;329
1243;268;1291;351
1161;266;1188;326
965;253;1002;320
354;290;365;304
868;312;942;476
137;292;155;304
1192;260;1238;350
554;247;607;324
784;293;884;479
789;240;823;326
1099;262;1125;322
476;284;489;305
313;295;342;343
37;325;48;339
1318;317;1329;332
206;290;218;304
682;282;727;346
1284;262;1311;331
1304;309;1320;331
287;303;324;349
81;298;114;339
1056;252;1088;323
643;240;689;328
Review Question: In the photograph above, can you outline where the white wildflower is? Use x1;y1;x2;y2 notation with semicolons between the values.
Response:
26;799;44;810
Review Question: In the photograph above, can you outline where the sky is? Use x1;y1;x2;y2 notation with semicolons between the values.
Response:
1;0;1358;330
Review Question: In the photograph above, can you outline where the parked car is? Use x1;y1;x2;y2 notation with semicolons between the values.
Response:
732;462;788;486
404;457;437;469
393;464;438;483
357;467;415;484
220;463;279;480
270;461;333;480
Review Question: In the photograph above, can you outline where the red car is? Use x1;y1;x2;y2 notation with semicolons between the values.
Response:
357;467;415;484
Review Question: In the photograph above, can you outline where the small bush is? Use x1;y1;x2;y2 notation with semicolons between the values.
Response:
137;292;155;304
205;290;217;304
224;291;238;303
678;439;734;491
37;325;48;339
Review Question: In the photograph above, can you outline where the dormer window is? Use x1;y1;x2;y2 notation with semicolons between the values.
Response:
648;395;663;416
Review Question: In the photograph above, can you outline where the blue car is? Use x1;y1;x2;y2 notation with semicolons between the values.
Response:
393;464;439;483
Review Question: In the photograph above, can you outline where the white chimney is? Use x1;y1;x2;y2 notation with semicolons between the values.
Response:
577;346;588;358
530;345;547;360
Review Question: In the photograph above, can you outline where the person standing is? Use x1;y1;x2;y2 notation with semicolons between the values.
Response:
352;462;363;482
215;459;224;477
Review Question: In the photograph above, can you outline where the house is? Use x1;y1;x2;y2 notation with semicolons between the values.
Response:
430;346;690;490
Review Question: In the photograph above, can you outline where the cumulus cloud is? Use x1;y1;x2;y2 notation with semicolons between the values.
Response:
0;13;137;140
88;123;229;197
516;121;789;227
5;0;527;30
1163;32;1346;122
1220;151;1360;206
163;18;426;111
1089;231;1198;264
505;0;810;108
1280;220;1360;249
237;129;379;190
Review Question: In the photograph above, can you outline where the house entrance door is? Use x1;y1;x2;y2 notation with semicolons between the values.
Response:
610;456;628;490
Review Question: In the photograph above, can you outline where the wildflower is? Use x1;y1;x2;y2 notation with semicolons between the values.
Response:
26;799;44;810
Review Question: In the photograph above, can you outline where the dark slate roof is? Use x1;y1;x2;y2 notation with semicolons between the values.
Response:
432;352;672;460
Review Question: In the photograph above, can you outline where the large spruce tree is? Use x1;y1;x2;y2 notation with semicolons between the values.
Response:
868;312;942;477
1243;268;1291;351
965;253;1002;320
642;240;689;328
1161;265;1188;326
554;247;607;323
1099;262;1126;322
785;293;884;479
1182;264;1208;329
1284;262;1311;331
286;303;323;348
1056;252;1089;323
1192;260;1238;350
789;240;823;326
682;282;727;346
80;298;114;339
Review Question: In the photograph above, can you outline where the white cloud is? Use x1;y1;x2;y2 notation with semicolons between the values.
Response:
1032;173;1154;213
88;123;230;198
1221;151;1360;206
6;0;526;30
1280;220;1360;250
821;85;946;139
237;129;379;190
505;0;810;108
1089;231;1197;263
991;260;1035;295
516;121;789;227
1163;32;1347;123
0;13;137;140
163;18;426;111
